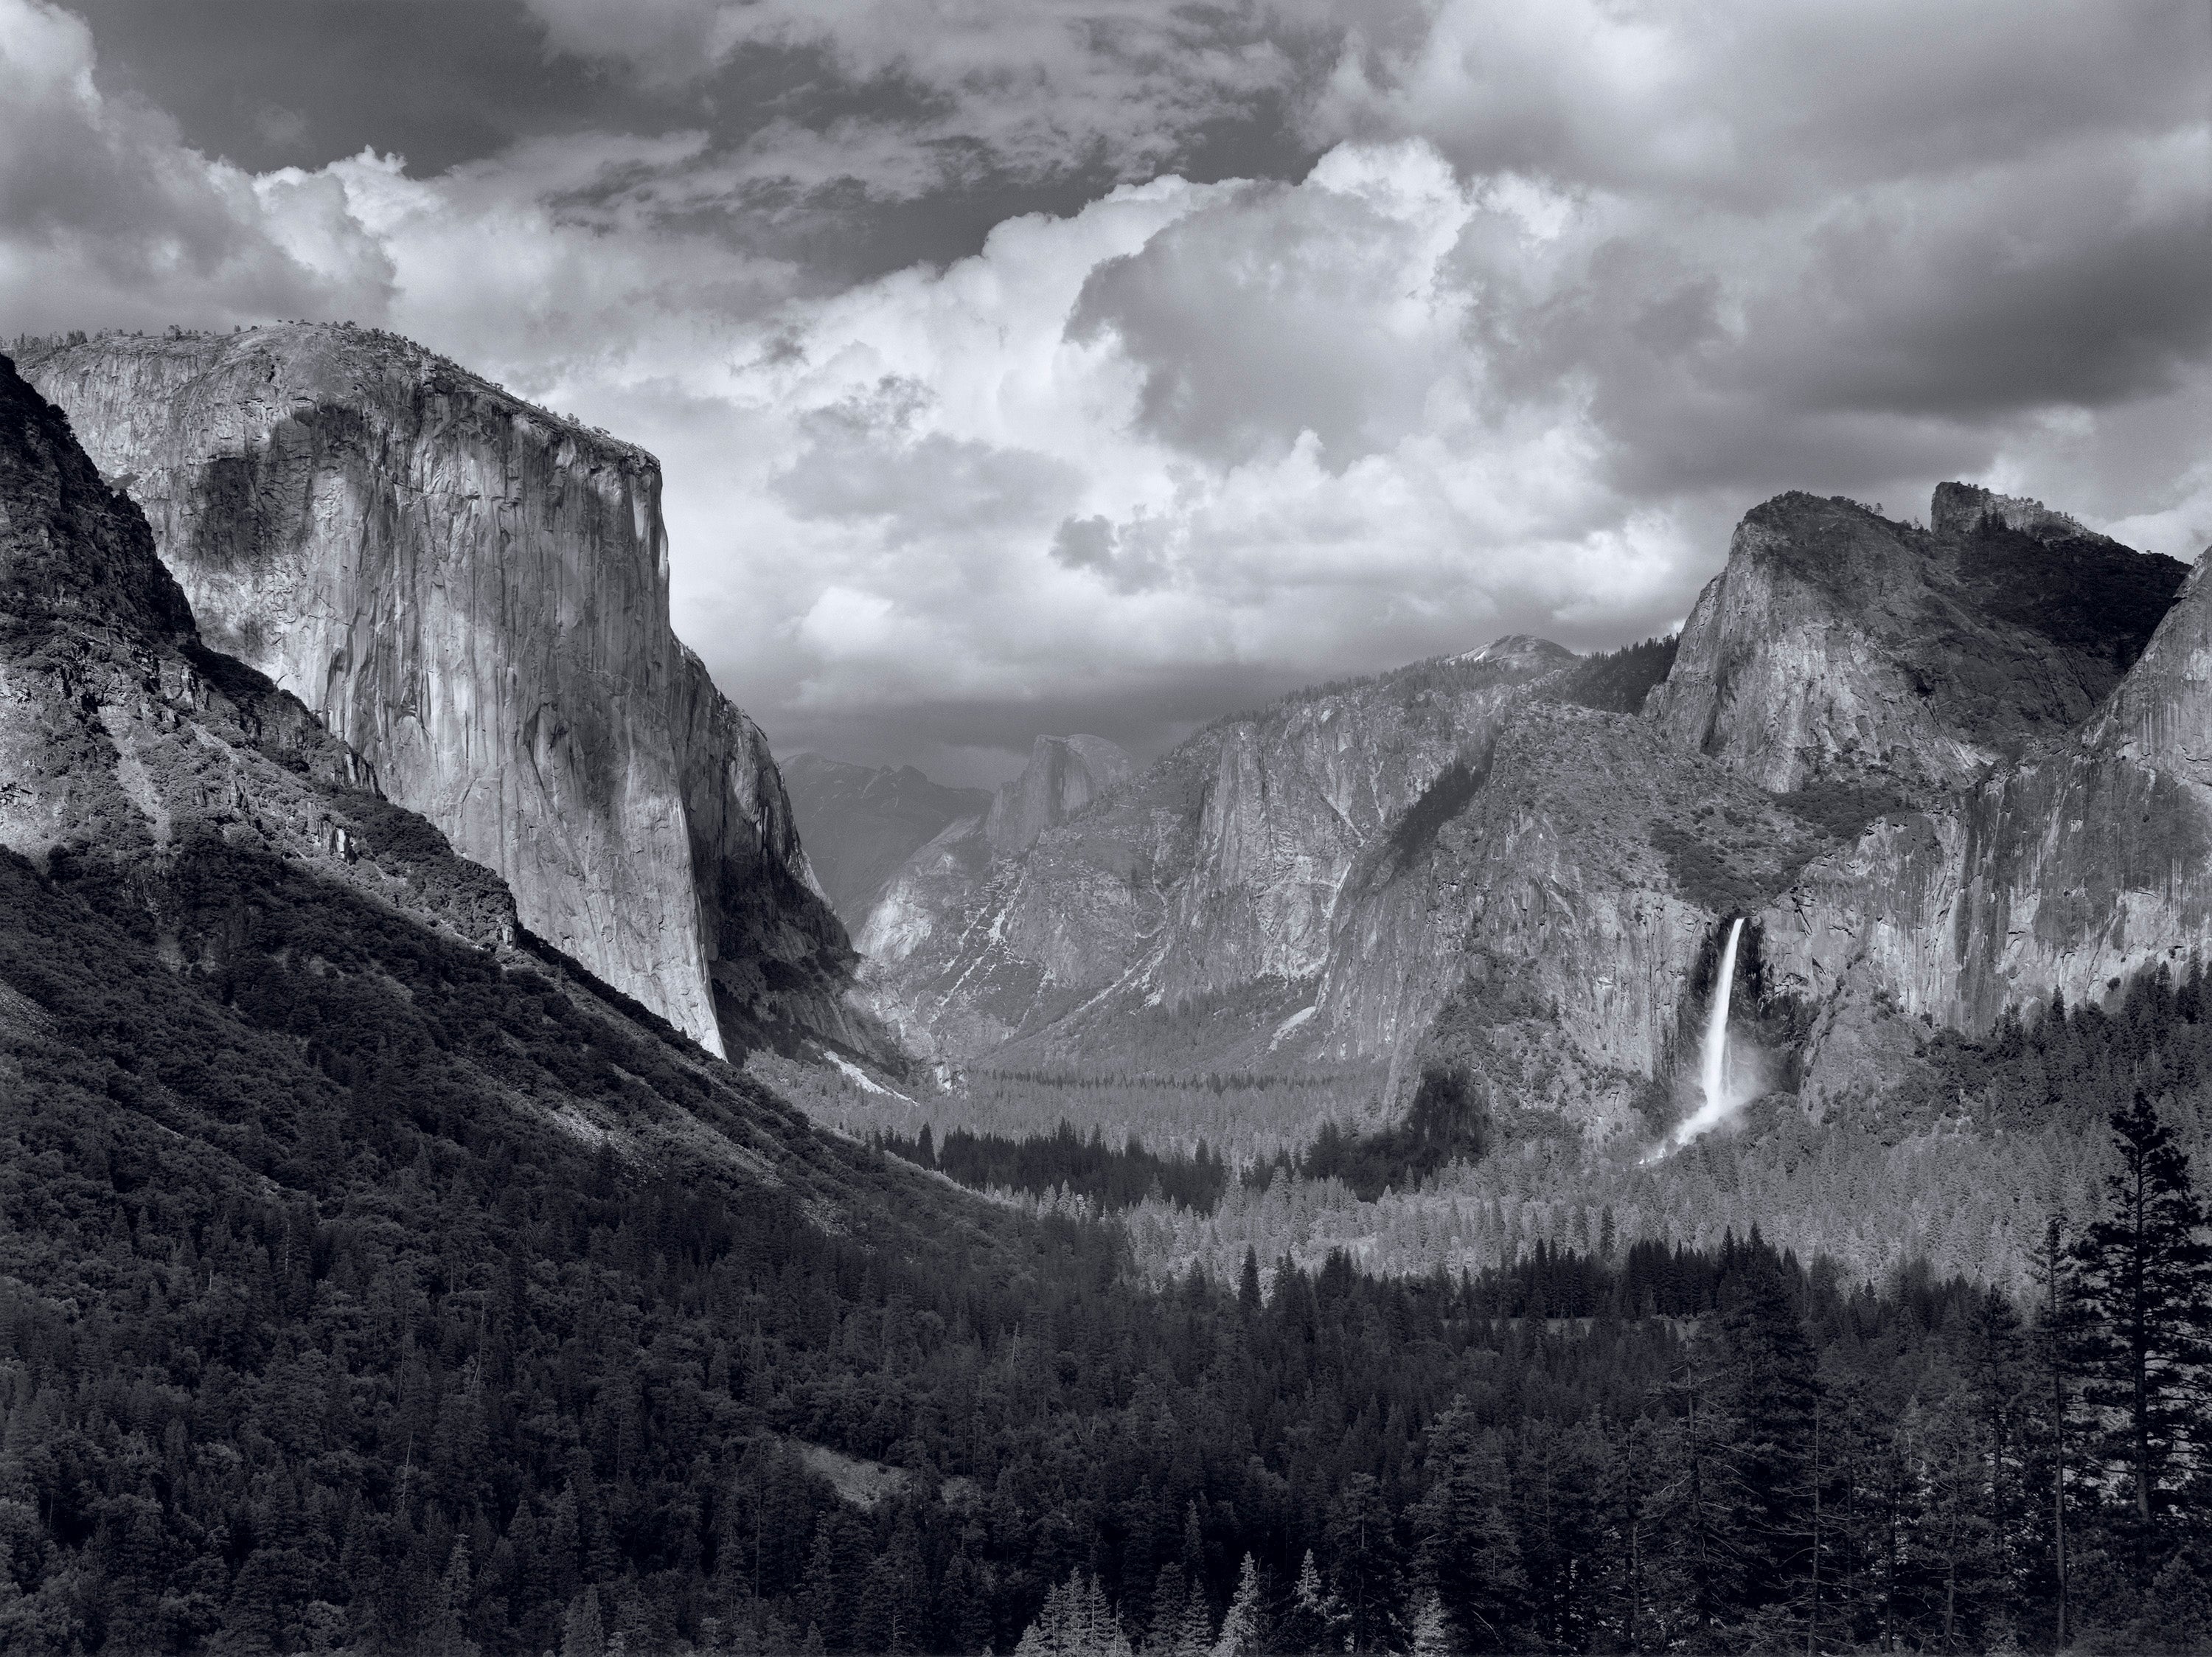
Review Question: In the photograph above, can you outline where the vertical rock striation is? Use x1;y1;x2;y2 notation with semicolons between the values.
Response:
18;325;854;1057
854;642;1604;1085
983;735;1133;855
855;484;2207;1134
0;348;517;956
1761;543;2212;1098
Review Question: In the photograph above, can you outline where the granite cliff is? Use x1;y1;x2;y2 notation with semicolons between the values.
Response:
1649;487;2184;797
0;337;995;1265
0;346;514;973
18;325;855;1057
1757;538;2212;1102
854;487;2203;1138
853;641;1649;1090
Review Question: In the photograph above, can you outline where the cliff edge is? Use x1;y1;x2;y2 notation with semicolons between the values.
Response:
18;324;856;1057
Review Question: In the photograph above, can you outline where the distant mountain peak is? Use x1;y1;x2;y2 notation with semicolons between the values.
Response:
983;733;1134;856
1460;634;1574;666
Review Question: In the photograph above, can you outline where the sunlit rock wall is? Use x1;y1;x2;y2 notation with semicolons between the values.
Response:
21;324;852;1056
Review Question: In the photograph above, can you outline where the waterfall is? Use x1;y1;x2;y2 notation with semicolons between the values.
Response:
1673;916;1745;1147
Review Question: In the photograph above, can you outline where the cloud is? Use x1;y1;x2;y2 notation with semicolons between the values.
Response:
1311;0;2205;206
5;0;2208;782
524;0;1335;195
0;0;393;332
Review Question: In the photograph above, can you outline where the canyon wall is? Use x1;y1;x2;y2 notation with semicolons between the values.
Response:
0;349;516;962
1761;546;2212;1100
1648;488;2183;797
19;325;855;1056
857;485;2205;1134
855;639;1624;1085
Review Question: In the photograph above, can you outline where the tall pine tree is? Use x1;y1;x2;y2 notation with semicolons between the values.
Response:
2072;1091;2212;1577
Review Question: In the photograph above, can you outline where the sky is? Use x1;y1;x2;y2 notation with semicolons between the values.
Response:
2;0;2208;784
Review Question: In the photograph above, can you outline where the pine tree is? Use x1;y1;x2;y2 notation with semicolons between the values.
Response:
1702;1232;1818;1620
1210;1554;1263;1657
561;1585;606;1657
1276;1549;1348;1655
1145;1563;1214;1657
1324;1472;1399;1653
1415;1403;1529;1653
1406;1588;1458;1657
1016;1569;1133;1657
2031;1211;2090;1647
417;1535;481;1657
2071;1090;2212;1578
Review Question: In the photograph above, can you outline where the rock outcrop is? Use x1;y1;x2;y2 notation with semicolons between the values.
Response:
855;640;1622;1087
982;735;1133;856
18;325;855;1057
0;349;515;961
0;345;995;1274
1649;489;2185;796
1763;544;2212;1100
781;754;994;934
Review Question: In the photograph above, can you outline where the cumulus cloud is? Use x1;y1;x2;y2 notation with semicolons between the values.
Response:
0;0;393;331
4;0;2208;782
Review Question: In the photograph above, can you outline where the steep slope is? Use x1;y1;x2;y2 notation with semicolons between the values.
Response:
1306;701;1829;1123
17;324;855;1058
857;486;2200;1139
0;350;1183;1653
782;752;992;933
981;733;1133;855
1649;487;2185;796
856;640;1597;1083
1764;542;2212;1101
0;345;917;1203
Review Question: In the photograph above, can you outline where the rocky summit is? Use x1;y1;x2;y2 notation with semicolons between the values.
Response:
1648;486;2184;797
19;325;857;1058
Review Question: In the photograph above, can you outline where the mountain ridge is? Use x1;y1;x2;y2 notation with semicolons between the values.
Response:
849;483;2202;1139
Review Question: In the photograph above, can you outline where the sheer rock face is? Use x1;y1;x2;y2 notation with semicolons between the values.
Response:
855;642;1589;1078
855;486;2212;1133
19;326;855;1057
1310;704;1822;1119
0;350;516;955
982;735;1133;856
1649;489;2185;797
1760;546;2212;1102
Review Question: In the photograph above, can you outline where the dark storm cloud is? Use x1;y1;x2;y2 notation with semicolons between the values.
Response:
1756;184;2212;420
66;0;632;174
1317;0;2206;206
65;0;1338;286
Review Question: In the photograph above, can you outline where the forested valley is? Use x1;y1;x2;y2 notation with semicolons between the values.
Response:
4;830;2211;1656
